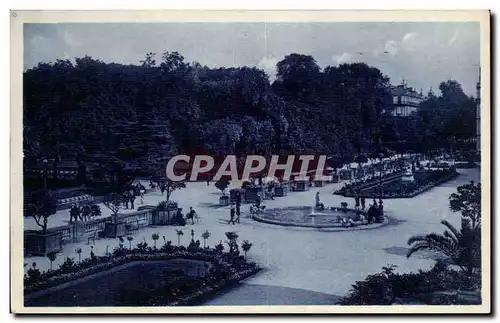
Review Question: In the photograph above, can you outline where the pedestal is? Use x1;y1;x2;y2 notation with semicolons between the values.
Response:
244;187;264;203
25;231;63;256
104;222;126;238
219;195;230;206
314;180;324;187
294;180;309;191
340;170;353;180
274;186;288;197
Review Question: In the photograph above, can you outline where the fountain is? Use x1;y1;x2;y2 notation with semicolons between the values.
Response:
252;190;387;229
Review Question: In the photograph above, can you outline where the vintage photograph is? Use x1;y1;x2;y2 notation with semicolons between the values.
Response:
11;11;490;313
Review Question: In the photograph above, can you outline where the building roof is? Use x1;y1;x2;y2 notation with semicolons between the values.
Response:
391;84;425;99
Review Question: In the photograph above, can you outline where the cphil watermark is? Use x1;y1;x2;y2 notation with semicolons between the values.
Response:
166;155;331;182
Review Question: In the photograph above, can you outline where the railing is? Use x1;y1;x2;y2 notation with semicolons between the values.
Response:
84;217;112;236
118;208;154;229
49;224;74;243
25;206;157;251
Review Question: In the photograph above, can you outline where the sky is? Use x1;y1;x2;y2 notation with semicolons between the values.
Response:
24;22;480;96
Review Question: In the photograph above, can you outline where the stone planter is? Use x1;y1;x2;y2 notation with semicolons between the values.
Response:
340;169;353;180
104;222;126;238
330;174;340;183
219;195;230;206
294;180;309;191
24;231;63;256
274;185;288;197
314;180;324;187
244;187;264;203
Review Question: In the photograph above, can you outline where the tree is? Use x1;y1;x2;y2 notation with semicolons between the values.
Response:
176;229;184;246
274;53;321;98
24;190;57;235
407;182;481;275
449;181;481;230
103;193;122;223
46;251;58;271
201;230;211;248
215;178;230;196
241;240;253;258
151;232;160;249
140;52;156;67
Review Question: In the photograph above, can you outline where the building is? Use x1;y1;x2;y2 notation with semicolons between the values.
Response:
389;81;426;117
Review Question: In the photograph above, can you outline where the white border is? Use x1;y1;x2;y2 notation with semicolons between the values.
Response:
8;9;491;315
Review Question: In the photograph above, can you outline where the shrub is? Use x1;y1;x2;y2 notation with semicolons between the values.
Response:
59;257;76;274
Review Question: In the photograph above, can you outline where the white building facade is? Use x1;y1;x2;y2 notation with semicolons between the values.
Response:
389;81;426;117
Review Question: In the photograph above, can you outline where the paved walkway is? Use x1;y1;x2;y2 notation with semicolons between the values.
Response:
23;168;480;304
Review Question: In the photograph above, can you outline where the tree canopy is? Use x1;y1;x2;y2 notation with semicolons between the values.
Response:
23;51;477;187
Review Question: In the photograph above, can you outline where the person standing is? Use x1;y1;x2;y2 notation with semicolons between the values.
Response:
188;206;196;225
229;204;236;225
235;202;241;223
236;191;242;205
360;196;366;210
354;195;360;210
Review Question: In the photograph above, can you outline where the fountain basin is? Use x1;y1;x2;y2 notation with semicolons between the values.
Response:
252;206;372;229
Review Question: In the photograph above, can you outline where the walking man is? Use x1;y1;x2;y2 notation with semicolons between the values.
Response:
235;202;241;223
229;204;236;225
188;206;196;225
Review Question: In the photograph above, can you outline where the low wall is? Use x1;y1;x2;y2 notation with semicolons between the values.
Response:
26;207;157;251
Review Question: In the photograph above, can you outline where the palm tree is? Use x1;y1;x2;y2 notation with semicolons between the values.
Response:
176;229;184;246
225;231;239;255
407;219;480;275
201;230;211;248
126;236;134;250
46;251;58;271
152;232;160;248
241;240;253;258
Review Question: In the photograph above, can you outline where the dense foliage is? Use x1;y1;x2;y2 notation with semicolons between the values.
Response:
23;52;477;185
337;263;481;305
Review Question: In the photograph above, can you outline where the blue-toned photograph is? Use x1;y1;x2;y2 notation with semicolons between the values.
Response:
17;13;488;312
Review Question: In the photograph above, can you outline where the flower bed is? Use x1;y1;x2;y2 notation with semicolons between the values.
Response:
24;245;260;299
334;171;403;197
336;169;459;199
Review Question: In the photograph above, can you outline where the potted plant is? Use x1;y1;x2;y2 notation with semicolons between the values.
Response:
103;193;126;238
24;190;62;256
215;178;230;206
154;200;179;225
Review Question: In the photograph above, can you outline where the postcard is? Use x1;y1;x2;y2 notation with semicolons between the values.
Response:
10;10;490;314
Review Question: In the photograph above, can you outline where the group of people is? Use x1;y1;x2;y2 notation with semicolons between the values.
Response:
228;190;243;225
174;206;199;226
366;198;384;224
122;182;147;210
354;194;367;211
227;192;242;224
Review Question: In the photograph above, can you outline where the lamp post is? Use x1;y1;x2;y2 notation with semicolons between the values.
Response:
43;158;48;190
